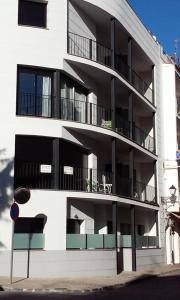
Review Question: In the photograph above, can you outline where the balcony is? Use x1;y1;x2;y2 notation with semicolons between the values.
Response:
66;234;159;250
61;97;112;128
133;181;157;205
17;94;155;153
133;125;155;153
14;163;157;205
68;32;112;67
67;32;153;104
66;234;116;249
17;93;52;118
117;177;156;205
177;103;180;118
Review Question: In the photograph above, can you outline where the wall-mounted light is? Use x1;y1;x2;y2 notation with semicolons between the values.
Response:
169;185;176;196
161;185;177;205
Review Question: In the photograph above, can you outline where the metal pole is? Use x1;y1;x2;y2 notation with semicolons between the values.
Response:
171;225;175;264
10;221;14;284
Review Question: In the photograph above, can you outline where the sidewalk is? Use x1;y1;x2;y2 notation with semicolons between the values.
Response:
0;264;180;293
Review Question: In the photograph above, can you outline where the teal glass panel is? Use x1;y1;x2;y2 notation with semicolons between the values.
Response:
66;234;86;249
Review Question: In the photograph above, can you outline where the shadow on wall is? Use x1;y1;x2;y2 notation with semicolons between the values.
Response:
0;149;14;249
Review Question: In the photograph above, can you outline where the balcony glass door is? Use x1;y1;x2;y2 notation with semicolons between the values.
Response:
17;69;52;117
75;90;86;123
60;77;87;123
61;80;74;120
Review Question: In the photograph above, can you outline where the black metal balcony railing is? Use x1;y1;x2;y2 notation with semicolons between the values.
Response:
68;32;112;67
60;98;112;128
59;166;112;193
17;93;52;117
177;103;180;117
17;94;155;153
116;117;130;138
134;181;156;204
117;177;131;198
14;163;157;204
68;32;153;104
115;55;153;103
60;99;155;152
133;125;155;153
14;161;54;189
131;70;153;103
115;55;129;80
136;236;159;249
61;98;86;123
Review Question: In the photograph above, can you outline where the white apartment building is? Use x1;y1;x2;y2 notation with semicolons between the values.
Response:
0;0;178;278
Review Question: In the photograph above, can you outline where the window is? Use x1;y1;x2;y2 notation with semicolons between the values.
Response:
17;68;52;117
67;219;82;234
136;224;145;236
18;0;47;28
120;223;131;235
107;221;113;234
60;76;87;123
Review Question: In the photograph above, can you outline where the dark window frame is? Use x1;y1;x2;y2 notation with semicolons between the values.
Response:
18;0;48;28
16;66;54;117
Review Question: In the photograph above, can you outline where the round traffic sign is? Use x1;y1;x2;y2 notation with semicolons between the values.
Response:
14;187;31;204
10;202;19;221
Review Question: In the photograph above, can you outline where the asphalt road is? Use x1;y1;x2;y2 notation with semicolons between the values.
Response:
0;270;180;300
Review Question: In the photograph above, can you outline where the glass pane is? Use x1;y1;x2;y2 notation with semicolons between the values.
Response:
75;91;86;102
18;0;47;28
60;80;74;120
75;91;86;123
37;75;51;117
18;72;35;115
66;83;74;100
19;72;35;94
60;80;66;98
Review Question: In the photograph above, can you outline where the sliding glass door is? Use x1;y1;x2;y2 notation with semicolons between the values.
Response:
60;77;87;123
17;68;52;117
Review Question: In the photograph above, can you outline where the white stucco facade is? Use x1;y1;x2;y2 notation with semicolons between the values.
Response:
0;0;178;277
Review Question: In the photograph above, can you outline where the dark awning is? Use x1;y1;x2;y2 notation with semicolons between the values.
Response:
169;212;180;222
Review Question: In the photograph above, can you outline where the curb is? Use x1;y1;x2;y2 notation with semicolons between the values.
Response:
0;279;148;294
2;286;98;294
1;267;180;294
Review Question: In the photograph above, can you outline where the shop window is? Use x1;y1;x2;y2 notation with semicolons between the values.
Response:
18;0;47;28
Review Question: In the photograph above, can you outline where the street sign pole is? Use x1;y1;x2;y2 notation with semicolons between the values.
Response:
9;188;31;283
10;220;14;284
9;201;20;284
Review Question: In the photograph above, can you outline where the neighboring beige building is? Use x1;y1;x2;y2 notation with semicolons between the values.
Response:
161;52;180;265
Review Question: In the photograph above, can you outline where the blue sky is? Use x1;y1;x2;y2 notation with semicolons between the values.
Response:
128;0;180;56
